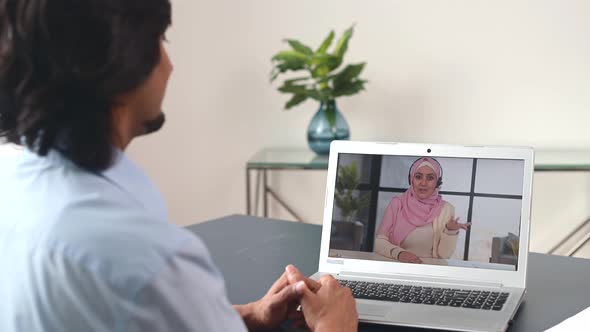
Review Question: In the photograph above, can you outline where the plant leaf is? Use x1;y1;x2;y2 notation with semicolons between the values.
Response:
284;77;312;85
309;54;340;80
316;30;335;54
312;65;332;79
306;90;323;101
271;50;308;62
271;50;308;72
333;63;366;88
310;53;338;66
278;83;308;95
333;80;366;98
285;94;307;109
270;68;280;82
316;73;339;85
271;25;366;104
333;25;354;60
286;39;313;56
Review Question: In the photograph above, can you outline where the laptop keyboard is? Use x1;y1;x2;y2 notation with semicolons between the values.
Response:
339;279;509;311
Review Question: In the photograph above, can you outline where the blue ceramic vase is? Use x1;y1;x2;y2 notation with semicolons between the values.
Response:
307;100;350;155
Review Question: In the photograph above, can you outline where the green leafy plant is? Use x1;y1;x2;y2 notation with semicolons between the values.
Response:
270;25;367;110
334;161;370;222
505;233;520;257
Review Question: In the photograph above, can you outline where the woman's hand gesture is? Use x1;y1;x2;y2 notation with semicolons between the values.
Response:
446;216;471;231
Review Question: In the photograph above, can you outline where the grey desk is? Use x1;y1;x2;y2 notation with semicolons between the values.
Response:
187;215;590;332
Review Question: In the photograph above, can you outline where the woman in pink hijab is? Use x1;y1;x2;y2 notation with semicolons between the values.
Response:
375;157;471;264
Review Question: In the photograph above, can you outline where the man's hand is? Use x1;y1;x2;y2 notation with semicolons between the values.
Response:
235;265;320;331
297;275;358;332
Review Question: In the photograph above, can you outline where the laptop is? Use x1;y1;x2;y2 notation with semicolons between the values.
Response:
310;141;534;332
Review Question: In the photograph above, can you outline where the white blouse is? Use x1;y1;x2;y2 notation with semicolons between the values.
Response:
400;223;435;258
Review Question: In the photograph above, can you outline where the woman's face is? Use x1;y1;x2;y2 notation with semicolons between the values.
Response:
411;165;438;199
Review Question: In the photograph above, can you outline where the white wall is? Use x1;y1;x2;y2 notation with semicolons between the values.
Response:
123;0;590;254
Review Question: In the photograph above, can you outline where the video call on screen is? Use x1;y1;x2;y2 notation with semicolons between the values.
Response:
329;154;524;271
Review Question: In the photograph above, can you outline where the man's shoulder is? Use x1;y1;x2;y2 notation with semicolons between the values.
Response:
48;200;195;263
1;149;202;291
44;203;204;290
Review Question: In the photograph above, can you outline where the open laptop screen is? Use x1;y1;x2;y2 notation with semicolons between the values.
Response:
329;153;524;272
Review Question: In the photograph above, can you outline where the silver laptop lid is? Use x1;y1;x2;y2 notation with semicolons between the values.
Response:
319;141;534;289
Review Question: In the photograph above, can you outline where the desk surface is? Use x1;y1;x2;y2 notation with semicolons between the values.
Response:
247;147;590;171
187;215;590;332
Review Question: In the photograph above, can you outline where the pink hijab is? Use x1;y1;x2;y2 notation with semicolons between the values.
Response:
377;157;446;246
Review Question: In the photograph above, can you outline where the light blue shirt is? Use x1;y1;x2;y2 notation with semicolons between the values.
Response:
0;148;247;331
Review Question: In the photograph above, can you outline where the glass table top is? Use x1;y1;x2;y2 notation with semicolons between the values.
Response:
247;147;590;171
247;148;328;169
534;150;590;171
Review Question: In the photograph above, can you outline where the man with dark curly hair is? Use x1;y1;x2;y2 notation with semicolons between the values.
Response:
0;0;358;331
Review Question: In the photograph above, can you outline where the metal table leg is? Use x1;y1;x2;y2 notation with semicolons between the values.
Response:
246;166;319;223
549;217;590;256
263;169;268;218
246;168;251;215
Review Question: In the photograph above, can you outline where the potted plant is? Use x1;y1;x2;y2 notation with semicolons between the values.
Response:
270;26;367;155
331;161;370;250
334;161;370;222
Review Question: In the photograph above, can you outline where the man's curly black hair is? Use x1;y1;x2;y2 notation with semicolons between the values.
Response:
0;0;171;172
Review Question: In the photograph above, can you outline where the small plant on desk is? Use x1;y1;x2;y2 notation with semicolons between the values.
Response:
334;161;369;222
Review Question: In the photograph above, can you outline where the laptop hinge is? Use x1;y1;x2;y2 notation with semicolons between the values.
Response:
338;271;503;289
